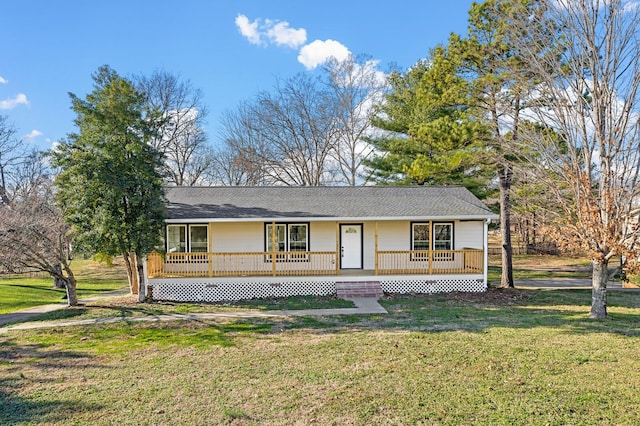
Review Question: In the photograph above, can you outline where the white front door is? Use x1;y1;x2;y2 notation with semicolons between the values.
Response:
340;224;363;269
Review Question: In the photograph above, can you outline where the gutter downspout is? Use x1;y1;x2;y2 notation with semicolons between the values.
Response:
484;218;490;289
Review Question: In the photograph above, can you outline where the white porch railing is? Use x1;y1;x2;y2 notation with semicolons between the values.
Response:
148;249;484;278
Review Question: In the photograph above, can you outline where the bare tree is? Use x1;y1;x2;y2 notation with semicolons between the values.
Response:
215;102;271;186
136;70;213;185
0;115;25;206
219;73;340;186
322;55;388;185
254;73;340;186
0;153;77;305
510;0;640;318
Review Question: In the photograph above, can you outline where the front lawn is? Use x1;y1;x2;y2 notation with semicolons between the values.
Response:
2;288;640;425
0;259;128;314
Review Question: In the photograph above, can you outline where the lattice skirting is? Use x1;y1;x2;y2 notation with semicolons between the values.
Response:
381;278;486;294
150;279;336;302
149;275;486;302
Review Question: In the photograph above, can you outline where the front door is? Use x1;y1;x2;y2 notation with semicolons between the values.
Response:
340;224;363;269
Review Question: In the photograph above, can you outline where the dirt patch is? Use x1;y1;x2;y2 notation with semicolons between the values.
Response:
383;287;530;306
445;287;530;304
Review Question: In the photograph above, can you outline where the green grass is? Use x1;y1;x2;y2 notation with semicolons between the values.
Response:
0;259;128;314
2;288;640;425
16;295;356;325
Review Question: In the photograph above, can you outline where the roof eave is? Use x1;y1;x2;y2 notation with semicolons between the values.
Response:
165;214;499;223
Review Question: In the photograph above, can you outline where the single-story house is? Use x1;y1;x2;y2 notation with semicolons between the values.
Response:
145;186;499;302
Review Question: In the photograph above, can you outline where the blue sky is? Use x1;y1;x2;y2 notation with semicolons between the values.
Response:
1;0;476;151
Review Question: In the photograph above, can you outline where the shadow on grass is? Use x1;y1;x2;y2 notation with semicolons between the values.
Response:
0;339;105;424
0;387;104;425
3;284;63;293
368;288;640;337
238;288;640;338
6;289;640;341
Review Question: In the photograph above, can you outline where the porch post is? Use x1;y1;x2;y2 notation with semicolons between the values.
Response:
271;221;277;277
335;222;340;274
208;222;213;277
428;220;433;274
484;219;490;286
375;221;379;274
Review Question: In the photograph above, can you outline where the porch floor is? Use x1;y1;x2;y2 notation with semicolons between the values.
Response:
337;269;376;276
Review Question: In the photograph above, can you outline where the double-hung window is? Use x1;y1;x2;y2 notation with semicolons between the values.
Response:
265;223;309;261
411;222;454;261
411;223;430;260
433;223;453;260
189;225;208;253
166;224;208;254
167;225;187;253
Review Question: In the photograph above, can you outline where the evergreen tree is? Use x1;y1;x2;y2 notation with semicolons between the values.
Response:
51;65;166;301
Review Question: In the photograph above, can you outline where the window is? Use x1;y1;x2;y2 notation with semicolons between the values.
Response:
433;223;453;260
189;225;208;253
410;222;454;261
265;223;309;261
289;225;307;251
411;223;430;259
167;225;186;253
166;224;208;253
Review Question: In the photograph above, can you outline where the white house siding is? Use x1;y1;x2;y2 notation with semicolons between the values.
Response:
455;221;484;250
211;222;264;252
375;221;408;251
310;221;336;251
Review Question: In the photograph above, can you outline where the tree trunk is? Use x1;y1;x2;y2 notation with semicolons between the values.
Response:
590;258;608;319
53;264;66;288
136;253;146;303
65;276;78;306
122;251;137;295
130;251;139;294
499;165;514;288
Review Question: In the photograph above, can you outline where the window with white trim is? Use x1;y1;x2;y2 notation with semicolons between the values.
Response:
167;225;186;253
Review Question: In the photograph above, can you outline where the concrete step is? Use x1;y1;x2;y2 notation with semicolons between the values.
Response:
336;281;383;299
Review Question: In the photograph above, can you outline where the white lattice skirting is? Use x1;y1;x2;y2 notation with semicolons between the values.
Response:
149;275;486;302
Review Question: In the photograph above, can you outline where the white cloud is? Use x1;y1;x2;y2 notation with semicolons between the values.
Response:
297;39;351;70
236;14;307;48
265;20;307;48
0;76;7;84
235;14;262;45
23;129;43;141
0;93;28;110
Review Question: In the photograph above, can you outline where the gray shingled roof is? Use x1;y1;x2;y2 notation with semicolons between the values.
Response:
164;186;498;221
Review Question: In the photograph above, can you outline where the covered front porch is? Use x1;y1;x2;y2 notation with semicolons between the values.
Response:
145;247;487;302
147;248;485;278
